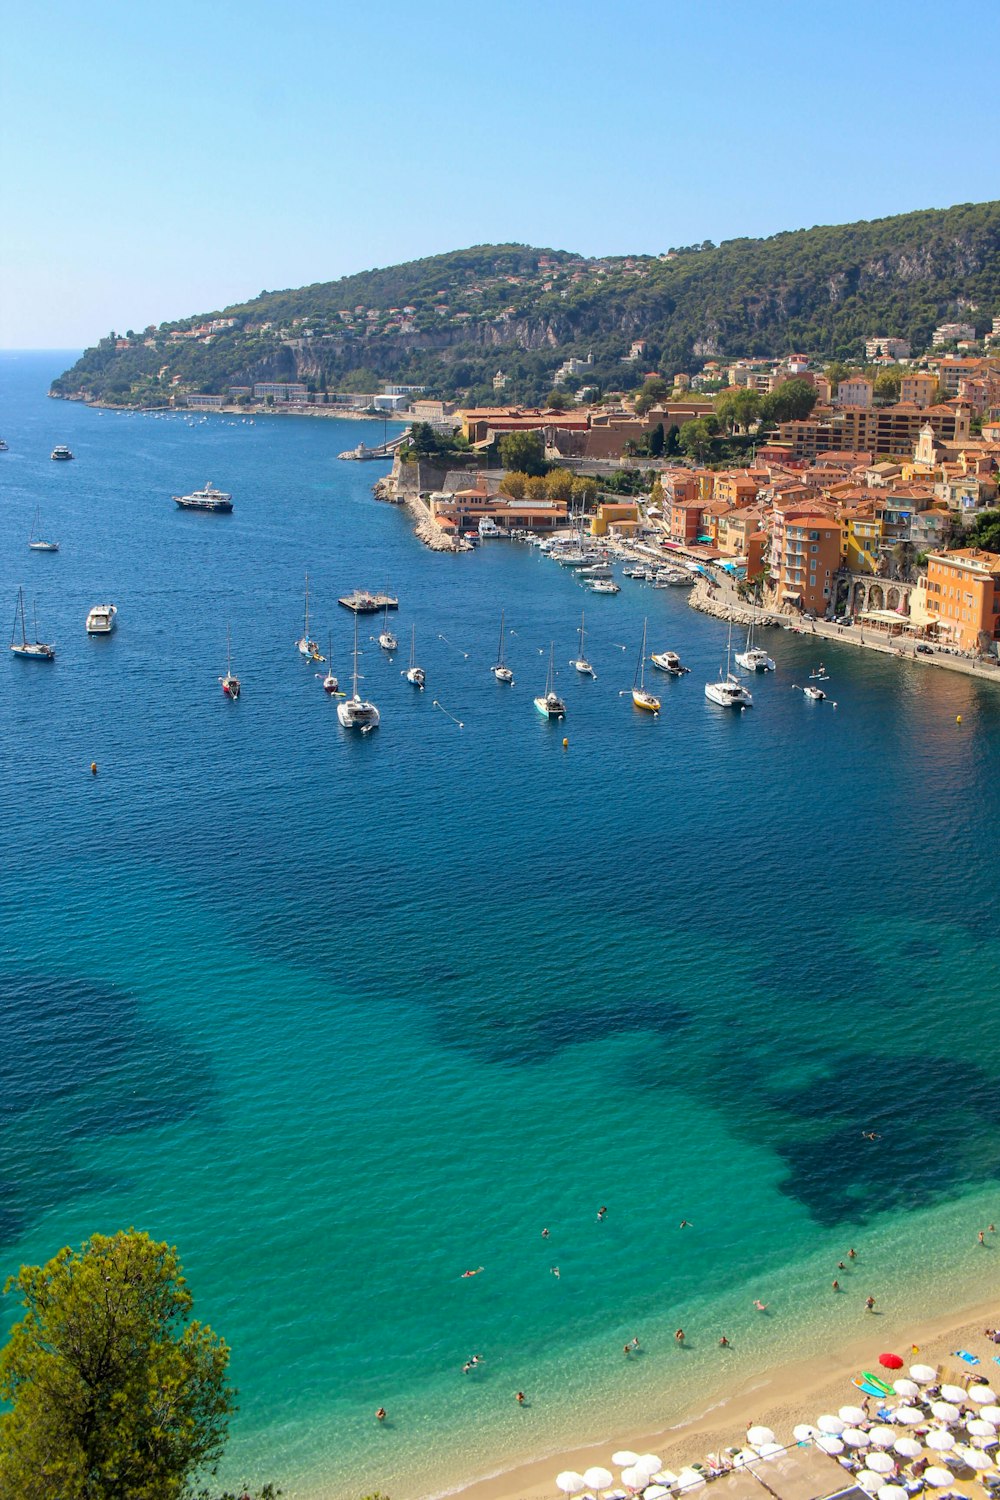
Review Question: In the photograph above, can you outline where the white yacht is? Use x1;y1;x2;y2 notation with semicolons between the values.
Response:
173;482;233;513
803;683;827;701
337;612;380;731
631;619;660;713
654;567;694;586
579;561;612;579
571;611;595;676
86;603;118;635
587;578;620;594
404;624;425;689
50;445;74;461
651;649;689;676
378;604;398;653
492;609;514;684
477;517;501;538
705;622;752;709
534;643;566;719
734;613;775;672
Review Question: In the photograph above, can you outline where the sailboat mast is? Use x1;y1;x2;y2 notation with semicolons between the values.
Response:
304;575;310;635
497;609;505;667
352;611;359;697
19;588;28;646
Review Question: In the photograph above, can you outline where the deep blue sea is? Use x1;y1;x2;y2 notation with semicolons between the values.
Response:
3;351;1000;1499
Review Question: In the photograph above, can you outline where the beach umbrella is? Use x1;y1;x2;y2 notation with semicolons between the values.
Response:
840;1405;867;1424
675;1468;705;1491
644;1488;670;1500
968;1385;997;1404
866;1451;896;1474
757;1443;783;1460
844;1428;872;1448
922;1467;955;1487
793;1423;819;1441
869;1426;897;1448
930;1401;961;1423
892;1438;922;1459
816;1435;844;1455
635;1456;663;1477
940;1384;967;1403
877;1485;908;1500
747;1426;776;1447
557;1474;587;1495
879;1353;905;1370
732;1450;758;1468
967;1418;996;1438
957;1445;993;1470
926;1430;955;1452
613;1453;640;1468
818;1414;846;1434
893;1406;923;1425
620;1468;645;1492
910;1364;937;1383
892;1378;919;1398
856;1472;882;1492
583;1467;614;1492
981;1405;1000;1424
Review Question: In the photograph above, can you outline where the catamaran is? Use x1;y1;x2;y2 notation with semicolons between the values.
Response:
734;607;775;672
404;624;425;688
631;618;660;712
28;507;59;552
534;643;566;719
296;574;323;661
337;611;380;731
705;621;753;709
219;623;240;699
10;587;54;660
571;610;595;676
378;604;398;653
492;609;514;684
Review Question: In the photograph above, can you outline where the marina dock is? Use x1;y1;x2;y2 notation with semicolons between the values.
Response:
338;590;399;613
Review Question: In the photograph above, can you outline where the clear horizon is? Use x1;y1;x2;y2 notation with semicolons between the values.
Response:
5;0;999;349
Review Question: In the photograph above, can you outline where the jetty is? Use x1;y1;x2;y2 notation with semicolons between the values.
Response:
338;590;399;613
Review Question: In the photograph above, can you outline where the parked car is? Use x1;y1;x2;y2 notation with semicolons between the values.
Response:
916;643;934;655
835;613;853;625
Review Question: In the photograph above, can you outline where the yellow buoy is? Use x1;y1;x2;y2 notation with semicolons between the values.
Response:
562;737;568;749
956;715;962;725
90;762;98;774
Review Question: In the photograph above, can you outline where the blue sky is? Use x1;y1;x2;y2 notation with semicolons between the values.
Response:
4;0;998;347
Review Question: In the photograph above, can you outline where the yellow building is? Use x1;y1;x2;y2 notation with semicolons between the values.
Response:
591;500;640;536
900;372;938;408
842;513;883;574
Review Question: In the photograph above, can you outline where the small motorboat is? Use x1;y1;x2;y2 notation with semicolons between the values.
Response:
651;650;689;676
50;445;74;461
85;603;117;635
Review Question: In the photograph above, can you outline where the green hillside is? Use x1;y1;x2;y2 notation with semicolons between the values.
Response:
52;202;1000;407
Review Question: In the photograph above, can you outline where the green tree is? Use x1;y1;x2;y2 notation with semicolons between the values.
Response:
0;1229;236;1500
647;421;665;457
634;376;668;415
873;368;902;403
679;417;717;462
499;429;546;477
715;388;760;434
824;361;852;396
966;510;1000;553
544;389;571;410
765;378;819;424
499;470;528;499
544;467;576;502
570;474;597;506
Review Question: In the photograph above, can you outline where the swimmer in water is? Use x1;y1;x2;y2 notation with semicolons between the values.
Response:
837;1261;846;1269
631;1336;640;1350
848;1248;857;1259
461;1267;483;1278
541;1228;550;1239
376;1407;386;1421
675;1328;685;1343
753;1300;768;1311
980;1231;986;1245
551;1266;560;1278
597;1206;608;1221
865;1295;876;1311
679;1219;692;1228
515;1391;525;1405
719;1334;730;1347
832;1280;840;1291
623;1343;632;1356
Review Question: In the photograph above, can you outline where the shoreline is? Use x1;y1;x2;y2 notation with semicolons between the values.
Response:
442;1300;1000;1500
49;393;407;423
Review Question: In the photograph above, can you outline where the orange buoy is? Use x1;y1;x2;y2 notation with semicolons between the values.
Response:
562;737;568;748
957;715;962;725
90;762;98;774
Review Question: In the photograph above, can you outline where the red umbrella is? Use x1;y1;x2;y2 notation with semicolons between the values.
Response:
879;1352;904;1369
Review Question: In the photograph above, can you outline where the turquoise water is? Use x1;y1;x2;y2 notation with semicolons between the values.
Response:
3;351;1000;1498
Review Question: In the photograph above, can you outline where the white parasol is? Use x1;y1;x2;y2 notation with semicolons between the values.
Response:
922;1467;956;1487
940;1384;967;1403
557;1474;587;1495
756;1443;783;1460
892;1406;923;1425
910;1364;937;1383
840;1405;867;1424
877;1486;908;1500
981;1405;1000;1424
793;1423;818;1442
583;1468;614;1492
925;1430;954;1452
816;1434;844;1455
620;1468;645;1492
869;1426;898;1448
856;1473;882;1493
635;1456;663;1477
968;1386;997;1404
675;1468;706;1491
967;1418;996;1438
892;1437;922;1458
817;1414;846;1435
929;1401;960;1423
613;1453;640;1468
892;1379;919;1398
957;1446;993;1470
843;1428;872;1448
866;1452;895;1474
747;1427;775;1447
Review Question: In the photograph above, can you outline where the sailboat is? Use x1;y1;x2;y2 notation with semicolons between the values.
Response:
734;604;775;672
631;618;660;712
10;587;55;660
28;507;59;552
296;574;323;661
534;643;566;719
705;621;753;709
318;632;339;694
337;611;380;731
219;623;240;699
378;604;398;653
404;624;425;688
571;610;595;676
492;609;514;684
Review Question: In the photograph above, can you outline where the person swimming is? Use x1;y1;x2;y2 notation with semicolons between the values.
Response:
753;1300;768;1311
551;1266;561;1278
461;1267;484;1278
376;1407;386;1421
515;1391;526;1404
597;1206;608;1221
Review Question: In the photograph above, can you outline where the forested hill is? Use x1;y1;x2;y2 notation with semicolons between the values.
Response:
53;202;1000;407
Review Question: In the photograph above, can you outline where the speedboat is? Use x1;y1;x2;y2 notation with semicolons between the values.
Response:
50;445;74;461
654;568;693;586
0;438;8;451
173;482;234;513
803;684;826;701
651;650;689;675
337;613;379;731
85;603;117;635
534;643;566;718
10;588;55;660
631;619;660;713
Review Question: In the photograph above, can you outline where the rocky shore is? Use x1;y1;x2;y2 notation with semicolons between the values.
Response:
373;475;470;553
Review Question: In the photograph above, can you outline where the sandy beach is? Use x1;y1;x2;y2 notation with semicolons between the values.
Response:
443;1301;1000;1500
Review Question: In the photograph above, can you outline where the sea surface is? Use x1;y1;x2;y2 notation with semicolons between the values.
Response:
3;351;1000;1499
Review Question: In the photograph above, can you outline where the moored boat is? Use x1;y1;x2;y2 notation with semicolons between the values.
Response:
296;574;323;661
571;610;595;676
651;649;689;676
337;612;380;731
534;643;566;719
404;624;425;688
492;609;514;684
50;445;74;461
10;587;55;660
173;481;234;513
28;507;59;552
631;619;660;713
706;622;752;709
219;623;240;699
378;604;398;653
86;603;117;635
